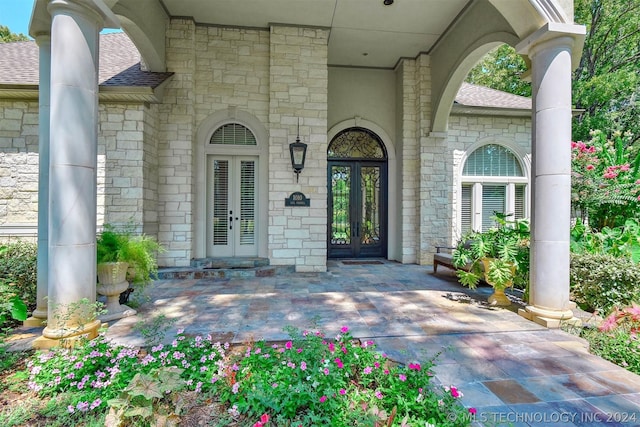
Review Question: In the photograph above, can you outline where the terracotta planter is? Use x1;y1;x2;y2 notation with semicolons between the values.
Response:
96;262;136;321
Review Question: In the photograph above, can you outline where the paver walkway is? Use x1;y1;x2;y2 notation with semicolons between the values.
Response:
101;260;640;426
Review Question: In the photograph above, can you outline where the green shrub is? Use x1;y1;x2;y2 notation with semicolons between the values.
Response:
570;218;640;262
579;304;640;375
570;253;640;313
0;242;37;329
0;241;38;305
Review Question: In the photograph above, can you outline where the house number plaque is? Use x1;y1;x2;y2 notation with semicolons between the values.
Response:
285;192;310;207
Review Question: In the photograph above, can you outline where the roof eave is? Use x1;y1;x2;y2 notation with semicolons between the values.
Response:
0;78;173;103
450;104;532;117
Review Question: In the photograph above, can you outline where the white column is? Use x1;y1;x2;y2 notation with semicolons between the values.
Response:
517;23;585;327
38;0;118;345
25;34;51;327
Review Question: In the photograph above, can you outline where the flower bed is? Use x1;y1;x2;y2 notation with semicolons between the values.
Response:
21;326;474;426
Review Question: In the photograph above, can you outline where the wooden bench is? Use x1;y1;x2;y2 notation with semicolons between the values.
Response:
432;245;473;273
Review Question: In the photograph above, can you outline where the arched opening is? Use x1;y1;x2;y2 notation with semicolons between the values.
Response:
327;128;388;258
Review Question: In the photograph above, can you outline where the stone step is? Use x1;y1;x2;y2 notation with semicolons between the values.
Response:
156;257;294;280
190;257;270;269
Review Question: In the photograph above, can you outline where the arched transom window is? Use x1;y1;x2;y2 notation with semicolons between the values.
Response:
210;123;256;146
328;128;387;160
461;144;528;232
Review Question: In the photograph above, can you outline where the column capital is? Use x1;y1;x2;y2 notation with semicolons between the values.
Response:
516;22;586;69
47;0;119;30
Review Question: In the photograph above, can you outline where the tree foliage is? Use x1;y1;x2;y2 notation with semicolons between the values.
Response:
572;0;640;144
466;1;640;145
464;44;531;97
0;25;29;43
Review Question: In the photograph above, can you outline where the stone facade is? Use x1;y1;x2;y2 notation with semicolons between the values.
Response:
0;22;532;269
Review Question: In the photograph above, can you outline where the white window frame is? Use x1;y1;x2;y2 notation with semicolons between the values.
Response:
458;142;530;234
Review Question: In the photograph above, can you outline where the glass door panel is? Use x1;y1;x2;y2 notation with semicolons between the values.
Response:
208;156;258;257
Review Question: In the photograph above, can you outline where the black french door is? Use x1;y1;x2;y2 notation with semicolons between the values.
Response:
328;160;387;258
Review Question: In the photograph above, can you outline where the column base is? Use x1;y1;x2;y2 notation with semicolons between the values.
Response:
518;305;581;329
23;316;47;327
34;320;102;349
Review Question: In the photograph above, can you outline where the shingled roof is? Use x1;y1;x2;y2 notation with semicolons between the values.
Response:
0;32;173;96
455;82;531;110
0;32;530;111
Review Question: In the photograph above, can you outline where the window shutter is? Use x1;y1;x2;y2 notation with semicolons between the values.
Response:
482;185;506;231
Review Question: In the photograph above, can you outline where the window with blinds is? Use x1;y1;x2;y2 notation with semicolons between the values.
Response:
463;144;523;177
482;185;506;230
461;184;472;233
239;161;256;245
460;144;528;233
515;184;525;219
210;124;257;146
212;160;229;245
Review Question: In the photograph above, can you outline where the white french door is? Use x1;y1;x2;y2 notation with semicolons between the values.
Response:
207;156;258;257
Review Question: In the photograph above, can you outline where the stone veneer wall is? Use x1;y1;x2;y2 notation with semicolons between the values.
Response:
0;101;40;234
0;99;154;241
142;104;159;236
0;100;116;240
396;59;419;264
158;19;197;266
100;104;146;229
158;20;329;270
268;26;329;272
447;113;532;244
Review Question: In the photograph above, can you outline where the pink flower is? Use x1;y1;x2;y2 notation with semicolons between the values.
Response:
339;388;346;395
341;326;349;333
623;303;640;320
260;414;269;424
586;164;594;170
285;341;292;350
319;395;327;403
408;362;421;371
374;390;383;399
300;361;307;371
328;342;335;353
363;366;372;374
620;164;630;171
323;367;329;375
599;310;620;332
469;408;477;415
398;374;407;381
334;358;344;368
450;386;461;398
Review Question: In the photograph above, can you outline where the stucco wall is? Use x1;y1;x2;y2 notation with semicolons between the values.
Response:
328;67;396;139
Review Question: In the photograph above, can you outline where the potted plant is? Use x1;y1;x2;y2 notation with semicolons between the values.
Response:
96;224;164;319
451;214;530;305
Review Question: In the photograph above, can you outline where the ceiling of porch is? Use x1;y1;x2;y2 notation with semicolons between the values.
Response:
161;0;470;68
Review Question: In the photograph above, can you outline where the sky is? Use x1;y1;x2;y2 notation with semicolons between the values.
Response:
0;0;121;38
0;0;35;37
